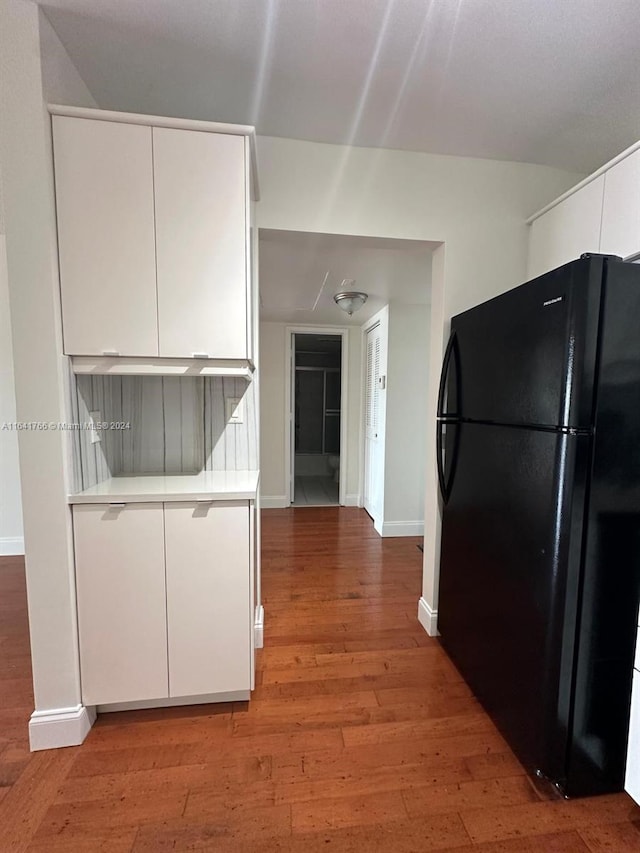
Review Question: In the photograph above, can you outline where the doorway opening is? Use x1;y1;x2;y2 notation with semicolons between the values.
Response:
292;333;343;506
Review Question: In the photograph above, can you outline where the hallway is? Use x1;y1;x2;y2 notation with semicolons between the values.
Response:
0;508;639;850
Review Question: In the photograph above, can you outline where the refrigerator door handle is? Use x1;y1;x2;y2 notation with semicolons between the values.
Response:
436;419;448;501
436;419;461;504
437;330;460;419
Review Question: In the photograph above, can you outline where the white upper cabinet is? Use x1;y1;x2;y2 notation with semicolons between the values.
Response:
52;110;255;362
53;117;159;357
153;129;248;359
527;176;605;280
600;148;640;259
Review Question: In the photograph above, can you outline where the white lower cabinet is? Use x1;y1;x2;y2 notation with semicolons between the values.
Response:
73;500;252;707
73;503;168;706
626;671;640;803
165;502;250;697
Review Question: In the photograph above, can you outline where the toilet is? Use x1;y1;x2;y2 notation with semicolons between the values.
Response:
327;455;340;484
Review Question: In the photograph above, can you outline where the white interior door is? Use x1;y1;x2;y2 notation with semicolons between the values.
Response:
363;323;383;521
289;334;296;504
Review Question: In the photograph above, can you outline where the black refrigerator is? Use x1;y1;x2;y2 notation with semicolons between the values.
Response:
437;253;640;797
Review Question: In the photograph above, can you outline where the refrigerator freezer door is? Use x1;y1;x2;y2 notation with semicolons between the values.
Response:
438;423;590;784
451;256;603;429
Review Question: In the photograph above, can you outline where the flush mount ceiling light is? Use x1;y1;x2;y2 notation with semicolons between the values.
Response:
333;280;368;316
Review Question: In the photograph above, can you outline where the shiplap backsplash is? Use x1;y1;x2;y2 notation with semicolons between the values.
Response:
72;374;257;492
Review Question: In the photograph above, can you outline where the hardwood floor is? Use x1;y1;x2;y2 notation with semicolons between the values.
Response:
1;507;640;851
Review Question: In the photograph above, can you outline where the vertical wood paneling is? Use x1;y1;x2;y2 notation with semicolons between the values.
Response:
137;377;167;473
246;376;259;470
204;377;256;471
160;377;203;473
73;375;257;488
75;376;97;489
90;376;108;483
65;360;83;494
120;374;138;474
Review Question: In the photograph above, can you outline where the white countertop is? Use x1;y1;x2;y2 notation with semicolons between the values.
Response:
68;471;260;504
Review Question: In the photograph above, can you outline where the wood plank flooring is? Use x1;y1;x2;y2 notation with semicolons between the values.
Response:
1;507;640;851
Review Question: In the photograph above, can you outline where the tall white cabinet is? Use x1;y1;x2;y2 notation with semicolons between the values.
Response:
50;105;261;724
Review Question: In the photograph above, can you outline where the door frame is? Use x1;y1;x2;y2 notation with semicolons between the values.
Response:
284;325;350;507
359;306;389;532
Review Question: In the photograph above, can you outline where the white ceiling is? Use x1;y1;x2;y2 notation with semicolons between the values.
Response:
259;230;433;326
40;0;640;172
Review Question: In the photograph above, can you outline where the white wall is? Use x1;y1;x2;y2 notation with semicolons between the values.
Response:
0;235;23;554
0;0;98;732
259;322;361;506
259;323;287;505
255;134;582;622
39;11;98;107
0;10;96;561
382;302;430;536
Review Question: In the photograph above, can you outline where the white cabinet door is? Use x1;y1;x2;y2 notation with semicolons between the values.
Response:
626;670;640;804
164;501;251;697
73;503;168;705
153;128;248;359
600;149;640;259
527;176;605;280
53;117;158;357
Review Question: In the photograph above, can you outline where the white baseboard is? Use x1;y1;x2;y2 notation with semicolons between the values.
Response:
254;604;264;649
418;596;439;637
29;704;96;751
380;521;424;537
260;495;288;509
97;690;250;713
344;494;361;507
0;536;24;556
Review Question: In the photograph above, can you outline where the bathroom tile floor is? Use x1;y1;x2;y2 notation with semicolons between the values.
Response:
293;475;339;506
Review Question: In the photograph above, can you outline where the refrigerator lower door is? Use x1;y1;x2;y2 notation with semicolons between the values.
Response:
438;422;590;785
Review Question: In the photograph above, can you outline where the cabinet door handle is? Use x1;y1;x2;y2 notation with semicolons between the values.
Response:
192;352;210;359
102;350;120;357
108;502;126;508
